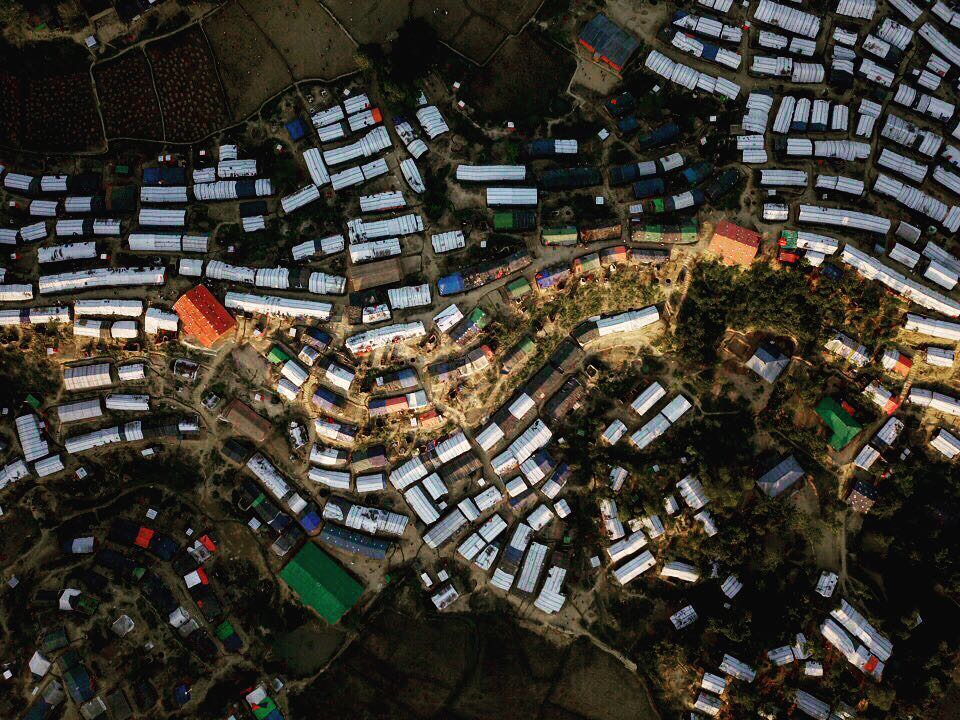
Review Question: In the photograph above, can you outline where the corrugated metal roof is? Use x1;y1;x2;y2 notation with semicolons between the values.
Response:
64;363;112;391
359;191;405;213
138;208;185;227
173;285;236;347
281;184;320;213
579;13;640;69
415;106;449;139
224;292;331;320
431;230;465;254
486;187;537;206
456;165;527;182
39;267;164;294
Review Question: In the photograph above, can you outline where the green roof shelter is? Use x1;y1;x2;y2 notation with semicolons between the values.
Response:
267;346;291;364
816;397;862;451
279;543;363;624
542;226;579;246
506;277;533;300
467;307;490;329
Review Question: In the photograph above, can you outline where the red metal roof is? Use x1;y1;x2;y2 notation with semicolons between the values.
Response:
710;221;761;267
714;220;761;249
135;527;154;548
173;285;236;348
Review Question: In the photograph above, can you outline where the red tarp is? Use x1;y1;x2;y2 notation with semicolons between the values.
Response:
135;527;154;548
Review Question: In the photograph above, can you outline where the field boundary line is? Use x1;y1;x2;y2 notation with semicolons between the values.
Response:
140;45;168;142
197;16;234;130
85;54;110;154
0;0;551;154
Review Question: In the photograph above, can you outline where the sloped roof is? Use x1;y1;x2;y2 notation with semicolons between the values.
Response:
173;285;235;347
579;13;641;70
757;454;804;497
279;542;363;624
221;399;271;443
709;221;762;266
816;397;862;450
746;344;790;383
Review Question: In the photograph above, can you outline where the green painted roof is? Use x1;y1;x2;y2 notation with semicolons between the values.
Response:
816;397;862;451
468;307;490;328
267;347;290;364
575;254;601;272
215;620;234;640
518;336;536;353
251;696;279;720
542;226;579;246
506;277;532;298
279;543;363;624
41;628;68;652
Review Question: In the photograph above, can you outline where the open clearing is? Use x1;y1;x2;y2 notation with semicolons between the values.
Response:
412;0;474;43
288;584;661;719
239;0;358;80
22;73;102;150
448;13;507;64
319;0;411;45
549;640;661;720
468;0;543;34
321;0;539;64
204;1;293;120
462;29;575;122
0;71;21;146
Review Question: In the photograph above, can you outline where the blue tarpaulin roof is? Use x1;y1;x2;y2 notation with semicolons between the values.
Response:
319;524;390;560
300;510;322;534
143;166;186;186
438;273;465;296
633;179;666;199
286;118;307;141
536;266;571;289
579;13;640;70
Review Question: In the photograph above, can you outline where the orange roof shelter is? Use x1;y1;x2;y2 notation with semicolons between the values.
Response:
708;221;762;267
173;285;236;347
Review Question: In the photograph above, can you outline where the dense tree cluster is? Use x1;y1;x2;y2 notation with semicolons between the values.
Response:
674;259;901;365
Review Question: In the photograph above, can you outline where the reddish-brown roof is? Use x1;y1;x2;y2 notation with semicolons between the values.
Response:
173;285;236;347
709;221;762;267
348;258;403;291
221;399;271;443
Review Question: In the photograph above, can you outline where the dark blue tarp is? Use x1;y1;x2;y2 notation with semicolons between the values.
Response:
438;273;465;296
286;118;307;141
633;178;666;199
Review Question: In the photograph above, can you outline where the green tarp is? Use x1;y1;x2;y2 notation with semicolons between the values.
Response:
215;620;234;640
506;278;532;299
267;347;290;364
816;397;862;451
279;543;363;624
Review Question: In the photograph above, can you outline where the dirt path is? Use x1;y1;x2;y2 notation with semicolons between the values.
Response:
839;511;850;590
